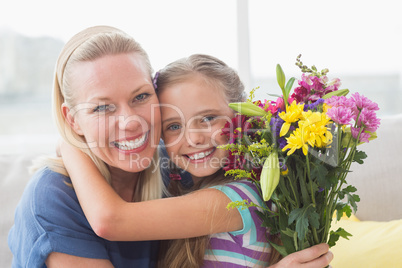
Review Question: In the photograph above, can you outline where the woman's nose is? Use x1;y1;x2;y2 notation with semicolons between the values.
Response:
116;107;143;131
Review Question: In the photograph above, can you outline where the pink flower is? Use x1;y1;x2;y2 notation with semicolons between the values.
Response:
221;114;254;144
264;97;286;115
325;78;342;92
356;108;381;132
326;106;354;125
351;92;379;112
351;127;371;143
325;96;356;112
292;74;340;103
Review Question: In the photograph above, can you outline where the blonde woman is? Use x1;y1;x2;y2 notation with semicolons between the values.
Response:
8;26;165;267
60;54;333;267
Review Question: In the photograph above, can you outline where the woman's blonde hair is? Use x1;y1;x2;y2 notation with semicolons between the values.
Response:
32;26;163;202
155;54;277;267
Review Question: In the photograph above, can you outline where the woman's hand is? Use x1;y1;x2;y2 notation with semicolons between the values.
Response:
270;243;333;268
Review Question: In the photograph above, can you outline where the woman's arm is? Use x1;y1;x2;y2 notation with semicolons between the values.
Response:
46;253;114;268
270;243;333;268
61;142;242;241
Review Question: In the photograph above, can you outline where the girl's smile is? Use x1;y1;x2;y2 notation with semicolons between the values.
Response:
184;147;216;163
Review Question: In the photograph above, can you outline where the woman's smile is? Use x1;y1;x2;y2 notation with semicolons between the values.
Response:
111;131;149;154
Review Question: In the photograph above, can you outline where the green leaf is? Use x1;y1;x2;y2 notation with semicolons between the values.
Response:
288;205;320;243
284;77;296;98
311;162;330;189
348;194;360;213
267;93;282;99
288;206;309;241
335;203;352;220
276;64;286;90
269;240;289;257
328;227;352;247
279;211;296;254
353;150;367;164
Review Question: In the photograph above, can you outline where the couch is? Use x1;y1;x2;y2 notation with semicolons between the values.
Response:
1;114;402;267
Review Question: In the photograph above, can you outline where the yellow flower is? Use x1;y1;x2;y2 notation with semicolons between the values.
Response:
279;101;304;137
282;111;333;156
282;128;309;155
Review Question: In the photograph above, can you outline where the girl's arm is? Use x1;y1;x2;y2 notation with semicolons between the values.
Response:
60;142;242;241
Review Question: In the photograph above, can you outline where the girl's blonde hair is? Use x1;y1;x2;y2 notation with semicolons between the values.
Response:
156;54;277;267
32;26;163;202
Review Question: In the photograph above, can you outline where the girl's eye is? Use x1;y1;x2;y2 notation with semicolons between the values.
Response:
134;93;150;102
167;124;182;131
93;104;116;113
201;116;216;123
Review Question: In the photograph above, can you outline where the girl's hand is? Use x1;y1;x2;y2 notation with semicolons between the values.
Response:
270;243;333;268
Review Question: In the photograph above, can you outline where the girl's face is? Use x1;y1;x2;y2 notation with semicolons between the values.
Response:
65;53;161;173
159;75;234;180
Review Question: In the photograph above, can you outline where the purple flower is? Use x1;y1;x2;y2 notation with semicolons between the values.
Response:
270;116;284;137
153;71;160;89
278;137;287;149
304;98;325;111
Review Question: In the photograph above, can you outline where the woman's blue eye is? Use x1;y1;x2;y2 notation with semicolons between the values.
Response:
135;93;150;102
93;105;108;112
93;104;116;113
167;124;182;131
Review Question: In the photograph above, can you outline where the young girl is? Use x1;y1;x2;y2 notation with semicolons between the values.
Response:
61;54;333;268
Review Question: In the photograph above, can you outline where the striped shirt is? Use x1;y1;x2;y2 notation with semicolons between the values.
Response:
203;181;271;267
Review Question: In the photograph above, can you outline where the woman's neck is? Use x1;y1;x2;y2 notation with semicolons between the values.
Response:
108;166;140;202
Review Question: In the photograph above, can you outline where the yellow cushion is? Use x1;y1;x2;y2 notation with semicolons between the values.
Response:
330;217;402;268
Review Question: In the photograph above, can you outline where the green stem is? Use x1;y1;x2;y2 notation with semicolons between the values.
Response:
305;153;320;245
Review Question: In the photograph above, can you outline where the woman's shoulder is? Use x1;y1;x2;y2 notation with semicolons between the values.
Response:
27;167;72;195
19;167;77;217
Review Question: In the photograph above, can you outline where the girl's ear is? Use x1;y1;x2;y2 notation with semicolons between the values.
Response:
62;103;84;136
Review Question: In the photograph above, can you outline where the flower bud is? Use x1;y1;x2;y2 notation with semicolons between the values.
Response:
260;150;280;201
322;88;349;99
229;102;269;117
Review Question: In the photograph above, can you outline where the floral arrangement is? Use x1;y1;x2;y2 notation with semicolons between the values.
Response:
221;55;380;256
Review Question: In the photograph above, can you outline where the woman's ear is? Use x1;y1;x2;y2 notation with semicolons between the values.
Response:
62;103;84;136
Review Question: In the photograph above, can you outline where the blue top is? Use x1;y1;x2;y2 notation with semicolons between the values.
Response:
8;168;158;268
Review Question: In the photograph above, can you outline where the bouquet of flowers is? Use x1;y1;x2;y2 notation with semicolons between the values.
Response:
221;55;380;256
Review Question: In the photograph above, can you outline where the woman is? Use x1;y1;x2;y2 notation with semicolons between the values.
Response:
60;54;334;267
8;26;165;267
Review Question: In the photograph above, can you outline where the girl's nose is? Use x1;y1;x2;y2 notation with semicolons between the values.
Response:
185;128;206;147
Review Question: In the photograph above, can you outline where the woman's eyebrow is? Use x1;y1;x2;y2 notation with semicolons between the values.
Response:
87;87;148;102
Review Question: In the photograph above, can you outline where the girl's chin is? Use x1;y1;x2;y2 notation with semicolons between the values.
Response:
188;167;222;179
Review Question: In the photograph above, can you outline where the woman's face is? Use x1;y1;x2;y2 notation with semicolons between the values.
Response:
66;53;161;173
159;75;234;180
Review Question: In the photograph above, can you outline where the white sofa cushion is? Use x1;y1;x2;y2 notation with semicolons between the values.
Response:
347;113;402;221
